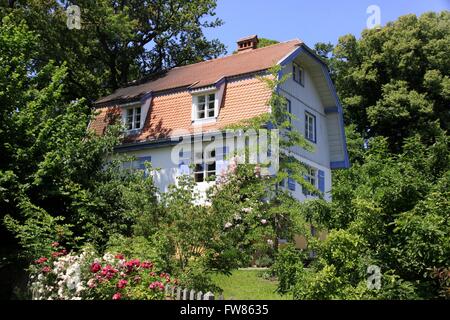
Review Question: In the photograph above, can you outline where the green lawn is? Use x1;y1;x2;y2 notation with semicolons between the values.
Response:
212;269;291;300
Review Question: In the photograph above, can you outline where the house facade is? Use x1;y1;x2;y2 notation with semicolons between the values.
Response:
90;35;349;203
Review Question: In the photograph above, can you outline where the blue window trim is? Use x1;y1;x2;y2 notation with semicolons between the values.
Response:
287;174;296;191
304;111;317;144
286;98;292;131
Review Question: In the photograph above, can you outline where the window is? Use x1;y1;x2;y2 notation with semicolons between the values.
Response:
193;150;216;182
286;99;292;130
293;63;304;86
305;111;316;143
195;93;216;120
303;166;317;196
122;156;151;177
125;106;142;131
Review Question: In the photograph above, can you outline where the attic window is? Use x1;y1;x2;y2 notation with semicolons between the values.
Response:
194;93;216;121
125;106;142;131
293;63;305;86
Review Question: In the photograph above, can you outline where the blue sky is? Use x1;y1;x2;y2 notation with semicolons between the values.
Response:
204;0;450;54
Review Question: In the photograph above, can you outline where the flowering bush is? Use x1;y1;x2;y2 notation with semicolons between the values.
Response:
29;244;176;300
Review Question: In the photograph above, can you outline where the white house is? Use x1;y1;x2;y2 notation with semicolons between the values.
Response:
90;35;349;203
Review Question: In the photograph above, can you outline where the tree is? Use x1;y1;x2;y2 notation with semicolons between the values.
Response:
257;38;279;49
273;11;450;300
0;15;150;288
1;0;226;101
323;12;449;152
274;132;450;299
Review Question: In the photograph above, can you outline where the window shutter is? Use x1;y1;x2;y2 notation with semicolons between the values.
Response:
179;150;191;175
215;146;229;178
318;170;325;193
287;176;296;191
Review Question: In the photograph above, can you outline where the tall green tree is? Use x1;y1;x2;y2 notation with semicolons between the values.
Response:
275;11;450;300
320;11;449;152
1;0;225;101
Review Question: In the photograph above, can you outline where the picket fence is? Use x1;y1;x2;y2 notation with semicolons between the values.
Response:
164;284;224;301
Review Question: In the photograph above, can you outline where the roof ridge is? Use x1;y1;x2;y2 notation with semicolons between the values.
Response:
170;39;302;72
95;38;303;105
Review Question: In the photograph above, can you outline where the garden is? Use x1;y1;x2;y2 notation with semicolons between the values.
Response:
0;2;449;300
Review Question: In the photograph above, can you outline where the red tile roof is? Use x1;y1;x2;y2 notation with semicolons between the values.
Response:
90;76;273;143
95;39;302;105
90;39;303;144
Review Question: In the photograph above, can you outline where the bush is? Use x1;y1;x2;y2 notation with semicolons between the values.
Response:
271;244;305;294
29;243;174;300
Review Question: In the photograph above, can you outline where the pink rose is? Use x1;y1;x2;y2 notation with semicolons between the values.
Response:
140;261;153;269
90;262;102;273
115;253;124;260
101;265;118;279
112;293;121;300
35;257;48;264
51;242;59;248
149;281;164;291
42;266;51;273
117;279;128;289
51;251;62;258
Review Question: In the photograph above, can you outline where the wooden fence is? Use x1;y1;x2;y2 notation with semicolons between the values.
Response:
164;284;224;301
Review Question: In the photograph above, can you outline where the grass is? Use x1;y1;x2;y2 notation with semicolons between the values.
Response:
211;269;291;300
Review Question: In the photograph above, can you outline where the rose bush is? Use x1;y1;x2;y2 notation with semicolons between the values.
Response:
29;244;176;300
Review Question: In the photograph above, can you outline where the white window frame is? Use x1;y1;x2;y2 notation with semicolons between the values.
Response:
193;149;216;183
305;111;316;143
304;166;317;196
124;104;142;131
293;62;305;86
192;92;218;123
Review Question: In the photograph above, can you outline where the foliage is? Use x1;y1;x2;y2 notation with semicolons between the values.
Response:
274;132;450;299
4;201;73;260
271;11;450;300
0;13;157;280
1;0;225;100
328;11;450;152
257;38;280;49
271;244;305;294
29;243;172;300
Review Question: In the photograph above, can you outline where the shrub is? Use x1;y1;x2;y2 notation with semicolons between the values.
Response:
29;243;175;300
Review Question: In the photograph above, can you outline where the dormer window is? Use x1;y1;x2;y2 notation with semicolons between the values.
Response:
194;93;216;121
125;105;141;131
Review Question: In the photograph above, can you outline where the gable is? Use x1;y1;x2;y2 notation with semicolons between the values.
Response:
278;45;350;169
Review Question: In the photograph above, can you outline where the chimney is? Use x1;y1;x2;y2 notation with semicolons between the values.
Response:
237;35;259;53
